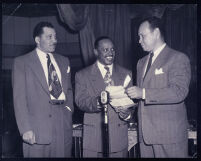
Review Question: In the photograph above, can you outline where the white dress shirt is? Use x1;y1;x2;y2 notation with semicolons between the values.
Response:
97;60;113;78
143;43;166;99
36;48;65;100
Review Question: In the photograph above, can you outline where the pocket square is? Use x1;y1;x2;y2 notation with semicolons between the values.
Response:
155;68;164;75
65;106;72;112
67;66;70;73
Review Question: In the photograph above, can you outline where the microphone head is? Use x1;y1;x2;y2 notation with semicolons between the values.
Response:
100;91;109;105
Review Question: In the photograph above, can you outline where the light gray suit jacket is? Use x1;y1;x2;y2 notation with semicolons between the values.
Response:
75;62;133;152
12;49;74;144
137;45;191;144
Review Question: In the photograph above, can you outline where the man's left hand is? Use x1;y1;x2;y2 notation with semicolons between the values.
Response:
126;86;143;99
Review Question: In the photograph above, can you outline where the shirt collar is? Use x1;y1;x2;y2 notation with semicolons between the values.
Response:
153;43;166;57
97;60;113;74
36;48;53;59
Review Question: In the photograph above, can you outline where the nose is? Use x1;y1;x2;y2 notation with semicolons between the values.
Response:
52;37;57;44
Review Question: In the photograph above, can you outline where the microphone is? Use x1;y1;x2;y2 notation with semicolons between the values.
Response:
100;91;109;105
100;90;110;157
100;91;109;124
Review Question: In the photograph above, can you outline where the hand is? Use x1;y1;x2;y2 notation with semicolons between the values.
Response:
22;130;36;145
126;86;143;99
118;108;131;120
112;106;123;113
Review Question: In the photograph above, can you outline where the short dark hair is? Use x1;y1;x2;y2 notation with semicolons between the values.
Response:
141;17;165;39
94;36;113;49
33;21;54;39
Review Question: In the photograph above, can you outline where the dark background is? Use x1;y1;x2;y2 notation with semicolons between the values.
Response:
2;3;197;157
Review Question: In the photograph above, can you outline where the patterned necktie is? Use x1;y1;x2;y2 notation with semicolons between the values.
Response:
47;54;62;99
143;52;154;80
104;66;114;86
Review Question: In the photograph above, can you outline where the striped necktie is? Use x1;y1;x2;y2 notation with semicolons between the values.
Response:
47;54;62;99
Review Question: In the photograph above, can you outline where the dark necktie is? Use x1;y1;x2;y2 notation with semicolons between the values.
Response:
104;66;114;86
47;54;62;99
143;52;154;80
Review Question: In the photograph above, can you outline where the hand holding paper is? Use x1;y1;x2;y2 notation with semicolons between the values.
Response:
105;75;136;109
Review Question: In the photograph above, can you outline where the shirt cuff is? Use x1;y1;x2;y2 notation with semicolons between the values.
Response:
142;88;145;99
124;114;131;121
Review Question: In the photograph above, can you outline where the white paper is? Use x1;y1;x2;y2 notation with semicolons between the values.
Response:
123;75;131;88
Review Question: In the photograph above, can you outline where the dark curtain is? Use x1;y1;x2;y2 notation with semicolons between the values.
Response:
57;4;95;66
57;4;132;69
163;5;197;121
89;4;132;69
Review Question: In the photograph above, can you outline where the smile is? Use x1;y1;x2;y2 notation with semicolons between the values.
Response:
105;56;113;60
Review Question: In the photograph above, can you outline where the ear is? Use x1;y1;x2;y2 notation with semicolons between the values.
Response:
35;36;40;45
155;28;160;39
94;49;98;57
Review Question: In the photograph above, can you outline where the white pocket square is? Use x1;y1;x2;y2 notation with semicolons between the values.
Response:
67;66;70;73
155;68;164;75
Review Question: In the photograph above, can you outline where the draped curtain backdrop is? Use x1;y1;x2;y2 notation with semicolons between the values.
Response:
57;4;132;69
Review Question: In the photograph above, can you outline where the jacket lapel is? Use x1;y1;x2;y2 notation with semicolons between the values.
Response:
143;45;170;85
138;57;148;87
90;63;106;95
28;50;49;95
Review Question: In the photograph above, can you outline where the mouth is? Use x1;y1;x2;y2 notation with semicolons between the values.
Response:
105;56;113;61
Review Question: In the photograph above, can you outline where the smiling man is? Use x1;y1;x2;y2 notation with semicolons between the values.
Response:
12;21;74;157
75;36;134;158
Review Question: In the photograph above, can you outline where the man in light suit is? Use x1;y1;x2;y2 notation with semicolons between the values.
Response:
126;17;191;158
75;36;134;158
12;22;74;157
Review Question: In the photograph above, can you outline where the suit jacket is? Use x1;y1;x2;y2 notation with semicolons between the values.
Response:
137;45;191;144
75;62;133;152
12;49;74;144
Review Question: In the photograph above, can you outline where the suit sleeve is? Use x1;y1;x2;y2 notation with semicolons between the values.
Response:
12;58;31;135
145;54;191;105
119;71;136;121
75;72;101;113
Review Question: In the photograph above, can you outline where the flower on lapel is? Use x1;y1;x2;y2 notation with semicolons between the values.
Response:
67;66;70;74
155;68;164;75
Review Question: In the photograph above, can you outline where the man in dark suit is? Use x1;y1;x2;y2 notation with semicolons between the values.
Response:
12;22;74;157
75;36;134;157
126;17;191;158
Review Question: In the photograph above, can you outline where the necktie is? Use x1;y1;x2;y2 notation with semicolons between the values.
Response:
143;52;154;80
104;66;114;86
47;54;62;99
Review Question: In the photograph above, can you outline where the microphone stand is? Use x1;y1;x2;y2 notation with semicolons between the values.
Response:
100;91;110;158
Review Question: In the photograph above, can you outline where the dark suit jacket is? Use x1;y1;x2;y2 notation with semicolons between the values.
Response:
137;45;191;144
12;49;74;144
75;62;133;153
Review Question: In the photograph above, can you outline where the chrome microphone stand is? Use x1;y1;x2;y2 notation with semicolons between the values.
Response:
100;91;109;158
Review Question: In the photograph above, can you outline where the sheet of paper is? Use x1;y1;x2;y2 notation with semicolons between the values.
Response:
123;75;131;88
110;97;135;109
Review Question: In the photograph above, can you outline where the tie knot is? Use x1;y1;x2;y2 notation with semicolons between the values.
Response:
46;54;50;59
150;52;154;58
104;66;109;72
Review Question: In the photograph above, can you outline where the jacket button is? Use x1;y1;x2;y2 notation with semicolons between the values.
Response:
49;114;52;118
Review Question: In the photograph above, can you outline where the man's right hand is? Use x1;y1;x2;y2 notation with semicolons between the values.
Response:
22;130;36;145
